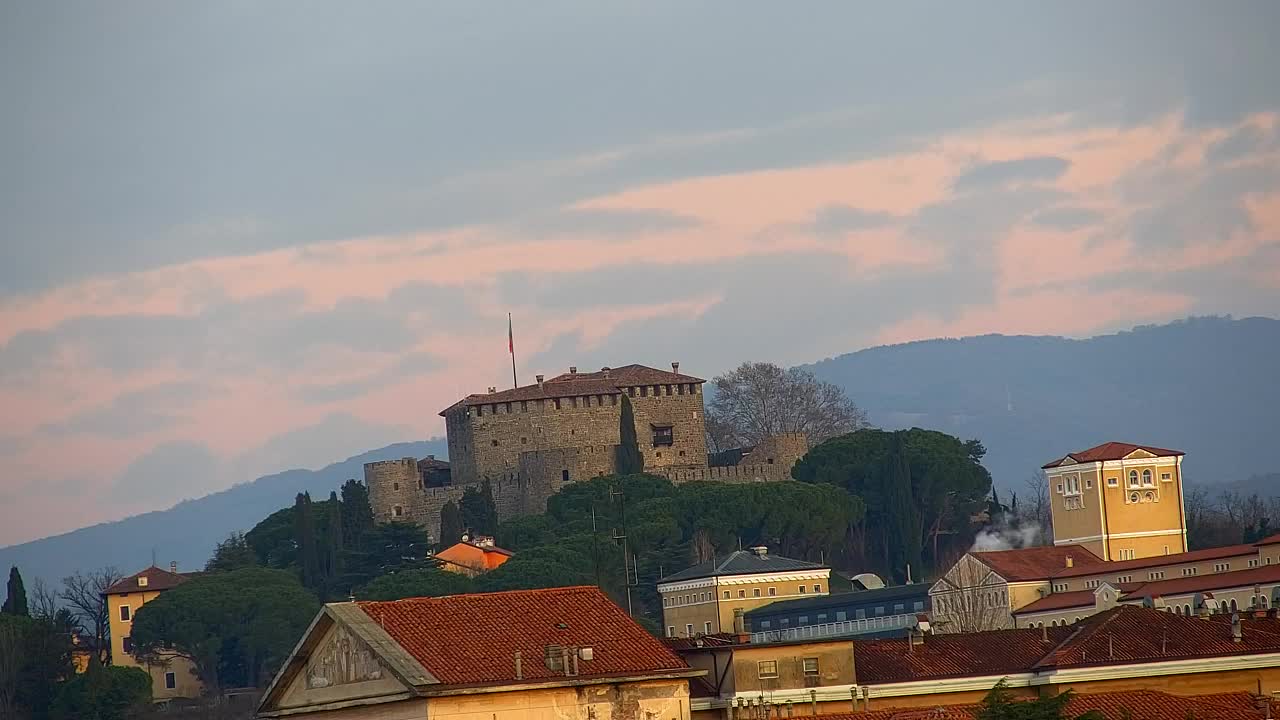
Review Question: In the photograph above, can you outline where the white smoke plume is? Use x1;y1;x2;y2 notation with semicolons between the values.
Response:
970;521;1042;552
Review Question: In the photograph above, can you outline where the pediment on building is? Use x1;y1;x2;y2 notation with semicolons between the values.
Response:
258;605;436;717
1057;456;1079;466
1123;449;1157;459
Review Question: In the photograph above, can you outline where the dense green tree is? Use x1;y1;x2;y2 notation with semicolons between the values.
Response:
976;679;1104;720
324;491;344;597
792;428;992;578
130;567;319;693
460;480;498;536
205;532;259;572
49;665;151;720
340;522;435;590
359;568;476;601
3;566;28;616
295;492;320;592
340;478;374;547
615;394;644;475
0;612;74;719
438;500;464;549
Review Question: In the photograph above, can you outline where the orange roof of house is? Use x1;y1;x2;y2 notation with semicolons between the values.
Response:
1052;543;1256;579
1012;584;1142;615
355;586;691;686
104;566;198;595
970;544;1102;582
434;540;514;572
1042;442;1184;469
830;690;1275;720
854;606;1280;684
1118;563;1280;600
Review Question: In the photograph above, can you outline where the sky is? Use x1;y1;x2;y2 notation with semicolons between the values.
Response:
2;2;1279;547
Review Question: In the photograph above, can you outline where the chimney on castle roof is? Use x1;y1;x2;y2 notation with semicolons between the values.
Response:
569;366;577;375
1065;555;1074;568
602;366;611;378
536;374;545;388
672;361;680;373
488;386;496;394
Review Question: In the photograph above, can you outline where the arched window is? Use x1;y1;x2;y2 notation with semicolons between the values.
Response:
1262;596;1269;609
1128;470;1139;487
1184;604;1191;615
1142;469;1153;486
1230;598;1239;612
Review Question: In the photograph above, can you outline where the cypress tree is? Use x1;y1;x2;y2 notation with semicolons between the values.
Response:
438;500;463;549
615;394;644;475
881;433;922;583
325;491;344;592
2;566;28;616
340;479;374;547
460;481;499;536
295;493;320;592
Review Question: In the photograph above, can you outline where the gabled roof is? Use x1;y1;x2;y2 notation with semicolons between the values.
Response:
104;566;198;595
1042;442;1184;469
1051;543;1256;579
355;586;693;686
969;544;1101;582
1118;563;1280;600
1034;605;1280;669
831;691;1275;720
439;363;704;415
658;549;827;584
854;626;1071;683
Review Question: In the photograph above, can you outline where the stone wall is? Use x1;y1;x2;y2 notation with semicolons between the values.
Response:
657;463;793;485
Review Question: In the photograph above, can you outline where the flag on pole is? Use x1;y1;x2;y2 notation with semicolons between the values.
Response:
508;313;514;354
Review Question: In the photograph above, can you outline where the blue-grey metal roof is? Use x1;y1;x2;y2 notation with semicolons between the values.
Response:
658;549;827;583
743;583;931;620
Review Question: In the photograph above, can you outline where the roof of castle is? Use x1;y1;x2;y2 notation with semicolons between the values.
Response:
658;548;827;584
1042;441;1184;469
440;363;705;415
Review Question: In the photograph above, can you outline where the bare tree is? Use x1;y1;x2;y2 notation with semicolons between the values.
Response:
929;554;1012;633
28;577;59;620
60;566;121;665
707;362;869;448
1017;471;1052;545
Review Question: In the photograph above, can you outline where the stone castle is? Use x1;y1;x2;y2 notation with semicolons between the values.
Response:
365;363;808;541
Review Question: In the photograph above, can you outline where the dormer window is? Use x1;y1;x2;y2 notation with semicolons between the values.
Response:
137;576;148;588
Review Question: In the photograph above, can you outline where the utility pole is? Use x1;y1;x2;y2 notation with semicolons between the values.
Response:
611;485;635;616
591;505;602;589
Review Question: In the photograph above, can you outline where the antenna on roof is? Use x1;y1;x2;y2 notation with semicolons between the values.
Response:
151;547;157;568
610;485;635;617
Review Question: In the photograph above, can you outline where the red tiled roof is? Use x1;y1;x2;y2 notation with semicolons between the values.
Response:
439;364;704;415
1052;543;1256;579
853;626;1073;683
1035;605;1280;669
970;544;1102;582
1255;532;1280;547
1042;442;1184;469
836;691;1273;720
1118;563;1280;600
1012;584;1141;616
355;586;691;687
103;566;197;595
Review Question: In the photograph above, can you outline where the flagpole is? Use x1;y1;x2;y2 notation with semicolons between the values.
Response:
509;313;518;389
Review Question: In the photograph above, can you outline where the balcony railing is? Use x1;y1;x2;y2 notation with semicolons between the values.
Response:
750;613;917;643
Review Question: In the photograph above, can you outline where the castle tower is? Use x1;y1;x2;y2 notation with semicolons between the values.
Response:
1041;442;1188;561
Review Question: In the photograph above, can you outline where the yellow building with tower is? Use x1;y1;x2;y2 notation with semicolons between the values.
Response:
1041;441;1188;561
656;546;830;638
104;565;204;702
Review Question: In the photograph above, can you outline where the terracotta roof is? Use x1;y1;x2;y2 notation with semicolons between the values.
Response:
659;549;827;583
1255;532;1280;547
1042;442;1184;469
835;691;1274;720
1034;605;1280;669
434;540;514;573
355;586;691;687
1052;543;1256;579
440;364;705;415
1012;585;1141;615
103;566;197;595
969;544;1101;582
853;626;1073;683
1118;563;1280;600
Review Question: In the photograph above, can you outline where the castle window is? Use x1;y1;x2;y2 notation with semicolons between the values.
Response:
628;387;635;397
521;401;528;412
652;425;674;447
392;482;399;491
492;439;499;447
677;384;685;395
610;394;618;405
522;437;527;444
505;402;512;414
554;398;561;410
1142;469;1153;486
572;397;579;408
655;452;661;458
679;450;686;457
639;386;648;397
475;405;483;417
392;505;403;518
665;384;672;395
561;469;569;482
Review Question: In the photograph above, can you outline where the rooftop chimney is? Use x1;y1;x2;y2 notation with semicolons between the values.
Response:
602;366;611;378
671;361;680;373
170;561;178;573
1232;612;1243;643
750;545;768;557
536;374;545;388
733;608;747;640
488;386;497;394
514;651;523;680
569;366;577;375
1065;555;1074;568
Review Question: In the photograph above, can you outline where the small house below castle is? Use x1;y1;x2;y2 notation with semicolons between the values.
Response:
434;535;513;577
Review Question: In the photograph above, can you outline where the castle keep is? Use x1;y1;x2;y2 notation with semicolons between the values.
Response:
365;363;807;540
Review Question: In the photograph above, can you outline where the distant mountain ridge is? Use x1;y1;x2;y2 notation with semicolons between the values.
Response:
803;315;1280;496
0;439;446;588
